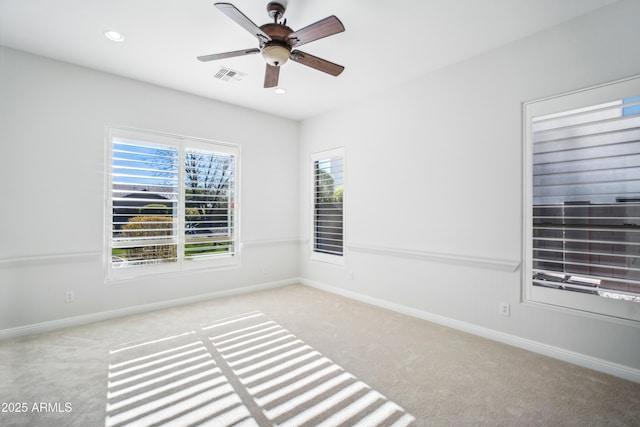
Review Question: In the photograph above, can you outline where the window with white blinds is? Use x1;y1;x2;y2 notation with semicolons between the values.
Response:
108;127;238;279
312;148;344;263
524;76;640;322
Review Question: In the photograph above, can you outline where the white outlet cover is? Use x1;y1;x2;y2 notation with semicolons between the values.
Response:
500;302;510;316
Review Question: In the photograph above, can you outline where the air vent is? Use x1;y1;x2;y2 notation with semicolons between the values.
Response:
213;66;246;83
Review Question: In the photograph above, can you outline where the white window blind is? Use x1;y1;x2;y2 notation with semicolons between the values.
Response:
312;149;344;262
108;128;238;279
524;76;640;321
111;139;179;267
184;148;236;260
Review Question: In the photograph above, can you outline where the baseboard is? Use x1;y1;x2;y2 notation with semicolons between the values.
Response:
300;278;640;384
5;277;638;383
0;278;297;341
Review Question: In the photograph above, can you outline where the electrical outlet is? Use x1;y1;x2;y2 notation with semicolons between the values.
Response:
499;302;510;317
65;291;74;303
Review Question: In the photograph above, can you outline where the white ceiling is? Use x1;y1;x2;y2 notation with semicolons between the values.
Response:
0;0;619;121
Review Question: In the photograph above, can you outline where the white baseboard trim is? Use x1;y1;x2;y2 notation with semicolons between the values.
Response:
300;278;640;384
0;278;297;341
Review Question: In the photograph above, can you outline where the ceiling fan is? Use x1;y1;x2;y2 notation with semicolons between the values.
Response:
198;2;345;88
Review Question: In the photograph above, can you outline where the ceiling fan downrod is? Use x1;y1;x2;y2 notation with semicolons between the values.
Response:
267;2;285;24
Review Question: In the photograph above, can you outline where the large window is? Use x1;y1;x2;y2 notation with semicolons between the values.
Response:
107;127;239;279
523;76;640;322
312;148;344;263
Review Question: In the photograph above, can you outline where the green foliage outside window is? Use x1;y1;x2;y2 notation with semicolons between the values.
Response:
120;216;176;262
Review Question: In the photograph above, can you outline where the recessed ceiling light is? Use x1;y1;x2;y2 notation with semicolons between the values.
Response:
104;31;124;42
274;88;286;95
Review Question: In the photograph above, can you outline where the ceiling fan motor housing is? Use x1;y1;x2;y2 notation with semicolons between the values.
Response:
260;22;293;66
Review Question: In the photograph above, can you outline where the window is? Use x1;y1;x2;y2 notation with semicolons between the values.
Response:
523;76;640;322
107;127;239;279
312;148;344;263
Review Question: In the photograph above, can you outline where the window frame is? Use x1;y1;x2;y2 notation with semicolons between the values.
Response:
522;75;640;323
105;126;240;281
310;147;345;265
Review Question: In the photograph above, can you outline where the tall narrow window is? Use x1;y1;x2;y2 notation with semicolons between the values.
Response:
312;148;344;263
108;127;239;279
524;76;640;321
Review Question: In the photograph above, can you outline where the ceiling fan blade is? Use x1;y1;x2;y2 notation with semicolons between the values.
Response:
264;64;280;88
197;48;260;62
290;50;344;76
214;3;271;43
288;16;345;48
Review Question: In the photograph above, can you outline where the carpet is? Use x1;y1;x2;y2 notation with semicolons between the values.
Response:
106;311;415;426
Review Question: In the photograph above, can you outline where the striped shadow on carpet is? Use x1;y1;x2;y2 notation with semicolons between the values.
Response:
106;311;415;426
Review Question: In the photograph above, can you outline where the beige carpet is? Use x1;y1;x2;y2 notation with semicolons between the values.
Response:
106;311;414;426
0;284;639;426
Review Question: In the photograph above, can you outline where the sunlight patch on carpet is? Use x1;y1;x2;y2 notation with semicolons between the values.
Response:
106;311;415;426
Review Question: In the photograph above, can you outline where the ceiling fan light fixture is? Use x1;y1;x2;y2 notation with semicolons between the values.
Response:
274;87;286;95
261;44;290;66
104;30;124;42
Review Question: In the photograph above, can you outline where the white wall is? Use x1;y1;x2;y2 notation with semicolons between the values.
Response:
298;0;640;375
0;47;299;331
